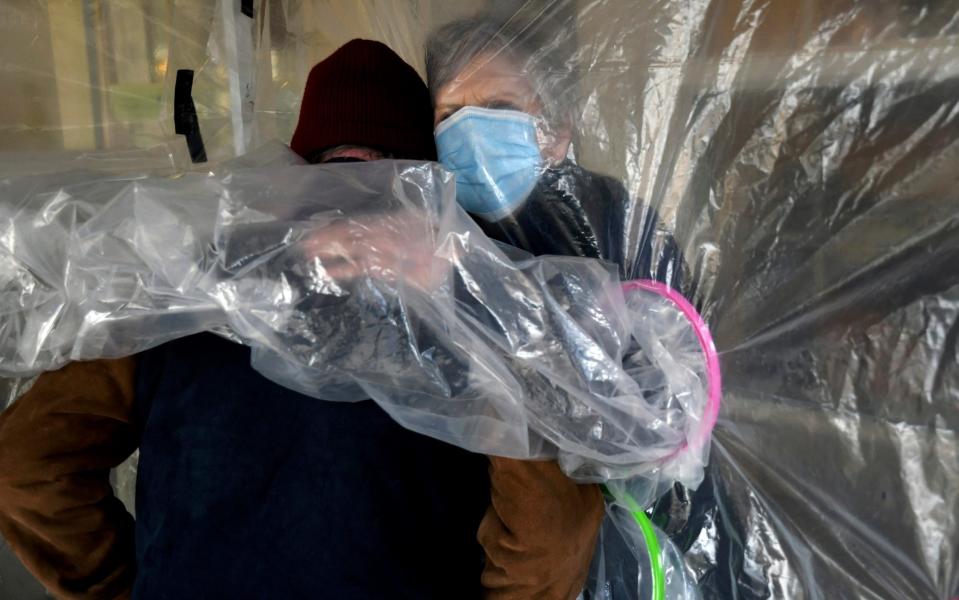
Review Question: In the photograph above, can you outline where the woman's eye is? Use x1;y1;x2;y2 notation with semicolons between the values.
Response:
485;100;521;112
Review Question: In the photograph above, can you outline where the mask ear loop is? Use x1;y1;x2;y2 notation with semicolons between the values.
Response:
602;280;722;600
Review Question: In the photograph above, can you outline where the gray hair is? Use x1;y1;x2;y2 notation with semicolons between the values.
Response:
425;15;576;126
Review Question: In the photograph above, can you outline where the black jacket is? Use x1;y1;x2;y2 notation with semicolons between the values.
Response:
476;160;684;287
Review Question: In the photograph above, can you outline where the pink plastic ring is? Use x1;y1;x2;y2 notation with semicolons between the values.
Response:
621;280;722;454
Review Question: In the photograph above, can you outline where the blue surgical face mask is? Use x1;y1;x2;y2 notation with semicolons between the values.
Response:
435;107;544;221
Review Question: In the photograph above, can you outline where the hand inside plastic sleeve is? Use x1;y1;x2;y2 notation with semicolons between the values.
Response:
298;210;445;291
0;158;718;489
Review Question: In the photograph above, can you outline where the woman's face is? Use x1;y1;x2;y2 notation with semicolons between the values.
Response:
433;52;570;163
433;53;542;125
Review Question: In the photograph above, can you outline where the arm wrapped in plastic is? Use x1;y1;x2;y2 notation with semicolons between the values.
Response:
0;143;304;375
0;159;718;487
0;170;215;373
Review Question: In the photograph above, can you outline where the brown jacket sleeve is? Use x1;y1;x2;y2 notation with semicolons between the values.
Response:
0;358;139;600
479;456;605;600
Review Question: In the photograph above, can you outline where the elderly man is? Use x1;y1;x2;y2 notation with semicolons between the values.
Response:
0;39;601;600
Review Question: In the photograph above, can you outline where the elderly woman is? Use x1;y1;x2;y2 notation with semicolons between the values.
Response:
427;16;683;287
425;15;690;599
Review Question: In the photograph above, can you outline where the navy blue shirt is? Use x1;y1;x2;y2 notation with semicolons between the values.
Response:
133;333;490;599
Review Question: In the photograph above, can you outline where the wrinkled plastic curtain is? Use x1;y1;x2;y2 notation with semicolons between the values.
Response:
254;0;959;597
2;0;958;599
568;2;959;599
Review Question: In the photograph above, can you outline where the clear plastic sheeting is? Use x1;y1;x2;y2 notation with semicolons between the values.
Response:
0;157;716;485
427;0;959;597
0;141;303;377
560;1;959;597
583;501;701;600
0;376;34;412
1;0;958;598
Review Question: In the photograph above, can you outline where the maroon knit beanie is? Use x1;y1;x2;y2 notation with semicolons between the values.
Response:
290;39;436;162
